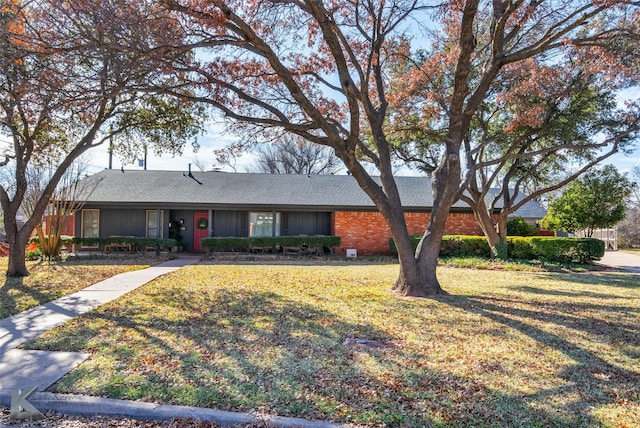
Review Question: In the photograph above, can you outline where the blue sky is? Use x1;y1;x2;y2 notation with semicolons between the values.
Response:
83;85;640;178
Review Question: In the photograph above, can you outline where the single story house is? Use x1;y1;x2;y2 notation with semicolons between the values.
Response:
71;169;546;255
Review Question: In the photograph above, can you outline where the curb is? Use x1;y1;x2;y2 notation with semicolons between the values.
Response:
0;390;350;427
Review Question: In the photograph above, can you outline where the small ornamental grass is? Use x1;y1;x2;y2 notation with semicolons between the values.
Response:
27;264;640;427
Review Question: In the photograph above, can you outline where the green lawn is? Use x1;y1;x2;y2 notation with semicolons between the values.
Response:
27;263;640;427
0;257;152;319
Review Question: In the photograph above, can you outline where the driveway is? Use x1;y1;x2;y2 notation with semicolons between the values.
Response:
597;250;640;274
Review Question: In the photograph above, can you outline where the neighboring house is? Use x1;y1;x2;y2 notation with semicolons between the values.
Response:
72;169;546;255
573;228;618;250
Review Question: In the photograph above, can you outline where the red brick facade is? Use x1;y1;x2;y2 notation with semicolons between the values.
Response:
43;214;75;236
332;211;484;256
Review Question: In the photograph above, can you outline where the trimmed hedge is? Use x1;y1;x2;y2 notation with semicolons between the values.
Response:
201;237;250;252
387;235;422;254
390;234;605;264
30;235;75;246
201;236;341;253
526;237;604;264
507;237;534;260
440;236;491;258
389;235;490;257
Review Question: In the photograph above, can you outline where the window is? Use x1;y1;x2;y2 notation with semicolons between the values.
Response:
81;209;99;247
249;212;280;237
146;210;164;238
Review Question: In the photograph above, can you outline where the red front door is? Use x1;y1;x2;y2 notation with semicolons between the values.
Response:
193;212;209;252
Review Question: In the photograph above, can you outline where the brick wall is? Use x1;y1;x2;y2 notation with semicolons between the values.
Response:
43;214;75;236
333;211;483;256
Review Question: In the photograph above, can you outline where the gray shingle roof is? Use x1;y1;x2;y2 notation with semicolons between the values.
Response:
78;169;546;218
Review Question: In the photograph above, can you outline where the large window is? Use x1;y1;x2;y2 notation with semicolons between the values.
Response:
249;212;280;237
81;209;99;247
146;210;164;238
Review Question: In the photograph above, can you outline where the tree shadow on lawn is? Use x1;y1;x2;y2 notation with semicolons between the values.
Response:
468;295;638;344
515;285;630;300
531;271;639;289
0;276;52;319
438;293;640;426
33;288;582;427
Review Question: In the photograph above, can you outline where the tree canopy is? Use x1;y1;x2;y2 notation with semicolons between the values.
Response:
543;165;635;236
0;0;204;276
150;0;639;295
116;0;640;295
3;0;639;293
385;19;639;257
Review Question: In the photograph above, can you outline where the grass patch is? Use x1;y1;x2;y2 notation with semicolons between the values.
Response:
619;248;640;255
26;264;640;427
439;256;605;272
0;256;154;319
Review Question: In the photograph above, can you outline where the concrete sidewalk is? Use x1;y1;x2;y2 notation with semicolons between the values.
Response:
598;250;640;274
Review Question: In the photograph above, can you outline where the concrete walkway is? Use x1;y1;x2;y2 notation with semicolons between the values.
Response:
598;250;640;274
0;256;348;427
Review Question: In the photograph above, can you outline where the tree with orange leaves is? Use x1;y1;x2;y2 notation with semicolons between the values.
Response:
145;0;640;296
0;0;204;276
389;50;639;258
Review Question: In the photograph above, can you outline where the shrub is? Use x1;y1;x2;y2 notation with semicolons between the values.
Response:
201;237;251;252
25;242;43;261
494;239;509;260
390;235;490;258
527;237;604;264
507;237;535;260
70;237;177;252
441;236;492;258
506;217;537;236
389;234;603;264
30;234;75;260
388;235;422;254
201;236;341;253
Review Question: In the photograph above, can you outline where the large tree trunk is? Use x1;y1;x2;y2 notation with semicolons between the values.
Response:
4;215;31;277
394;232;446;297
343;157;447;297
7;241;29;277
391;211;446;297
394;0;481;294
394;147;462;296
